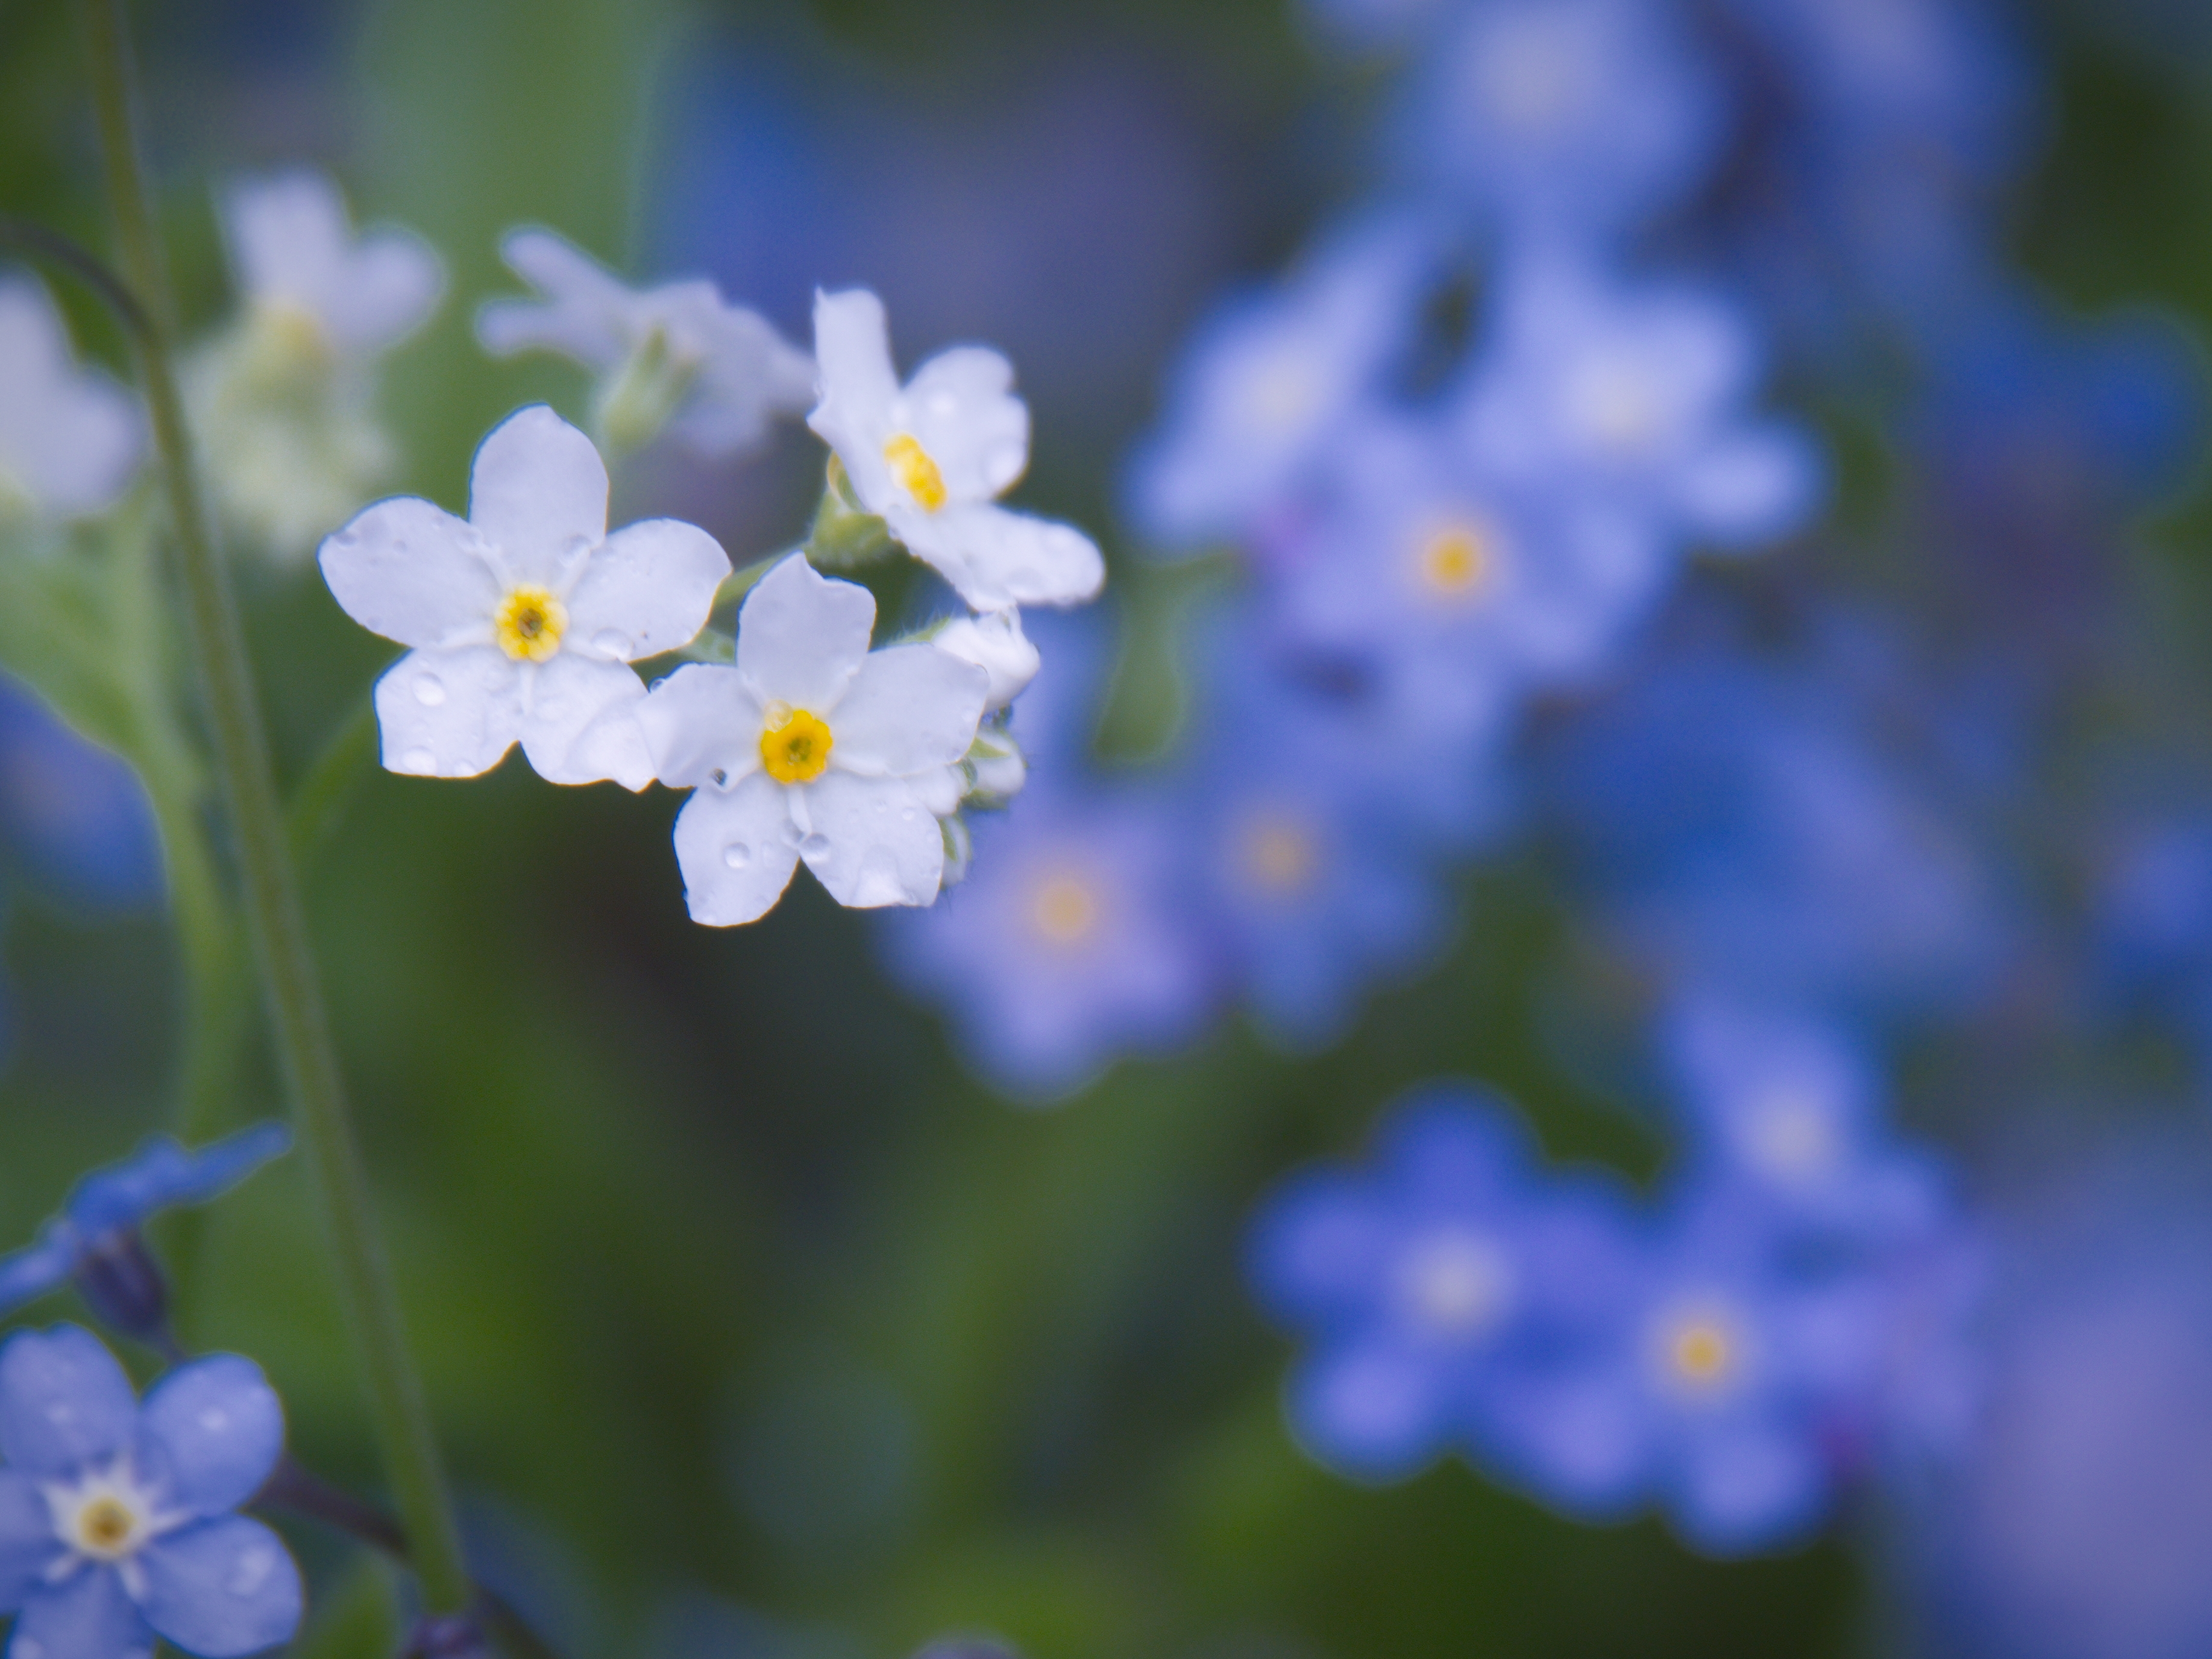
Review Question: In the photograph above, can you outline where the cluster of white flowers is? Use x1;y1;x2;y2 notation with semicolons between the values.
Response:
321;247;1103;925
0;164;1099;925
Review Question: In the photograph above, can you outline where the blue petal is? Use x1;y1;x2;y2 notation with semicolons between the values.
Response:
136;1517;302;1658
7;1565;152;1659
134;1358;283;1519
65;1125;291;1241
1285;1341;1451;1484
0;1470;63;1611
0;1230;82;1321
0;1328;137;1477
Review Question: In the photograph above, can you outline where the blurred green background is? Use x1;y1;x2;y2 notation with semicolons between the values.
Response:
1;0;2207;1654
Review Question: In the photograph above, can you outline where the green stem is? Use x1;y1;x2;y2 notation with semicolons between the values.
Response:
78;0;473;1617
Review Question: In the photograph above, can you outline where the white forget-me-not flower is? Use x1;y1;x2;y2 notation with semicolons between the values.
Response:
808;289;1104;612
318;405;729;789
0;1325;303;1659
219;171;444;362
638;553;990;925
0;276;143;526
476;227;817;459
194;171;445;560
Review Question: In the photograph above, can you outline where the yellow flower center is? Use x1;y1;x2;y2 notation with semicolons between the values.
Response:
1669;1319;1734;1388
1416;522;1494;599
494;584;568;663
884;433;947;512
759;701;834;785
1243;815;1318;893
1031;873;1099;945
253;305;334;374
64;1491;148;1561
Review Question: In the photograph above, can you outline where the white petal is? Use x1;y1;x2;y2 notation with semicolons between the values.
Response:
638;663;764;790
671;772;801;925
324;228;445;356
222;171;349;316
318;496;500;647
899;503;1105;610
517;654;650;786
563;518;730;661
670;303;819;458
373;646;520;778
931;609;1039;710
830;644;987;778
467;405;609;586
797;771;946;908
807;288;902;512
896;345;1029;503
0;279;143;520
735;553;876;713
476;228;632;367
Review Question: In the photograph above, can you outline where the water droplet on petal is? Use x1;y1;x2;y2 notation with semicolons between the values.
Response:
799;833;831;859
592;629;632;659
412;673;446;707
708;767;729;789
900;807;918;823
722;843;751;869
401;747;436;773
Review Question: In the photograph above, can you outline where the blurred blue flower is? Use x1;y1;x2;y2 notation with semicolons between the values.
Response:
1392;0;1729;241
0;1124;292;1333
0;1324;301;1659
1458;256;1826;556
1658;990;1948;1244
1262;408;1666;700
1542;642;2010;1019
1248;1086;1639;1484
1123;210;1447;554
879;778;1215;1103
1491;1179;1877;1555
1178;622;1465;1049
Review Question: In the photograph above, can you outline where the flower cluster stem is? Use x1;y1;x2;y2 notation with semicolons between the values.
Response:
78;0;474;1618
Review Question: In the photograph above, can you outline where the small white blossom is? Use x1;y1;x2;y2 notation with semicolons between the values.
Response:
318;405;728;789
221;170;444;358
638;553;990;925
193;171;445;559
476;228;815;458
0;275;143;523
931;608;1040;711
808;288;1104;612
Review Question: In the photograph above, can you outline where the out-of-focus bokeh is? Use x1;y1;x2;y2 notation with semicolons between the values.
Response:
8;0;2212;1654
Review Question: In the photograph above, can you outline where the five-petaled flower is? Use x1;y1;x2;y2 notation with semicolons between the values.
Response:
318;405;730;789
639;553;990;925
808;289;1104;612
0;1326;303;1659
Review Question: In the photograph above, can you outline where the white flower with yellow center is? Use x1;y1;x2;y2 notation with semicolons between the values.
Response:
193;171;444;559
639;554;991;925
220;171;444;363
807;289;1104;612
318;405;729;788
476;227;817;458
0;277;143;526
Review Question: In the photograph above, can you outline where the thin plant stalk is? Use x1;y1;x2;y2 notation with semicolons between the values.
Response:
76;0;474;1618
